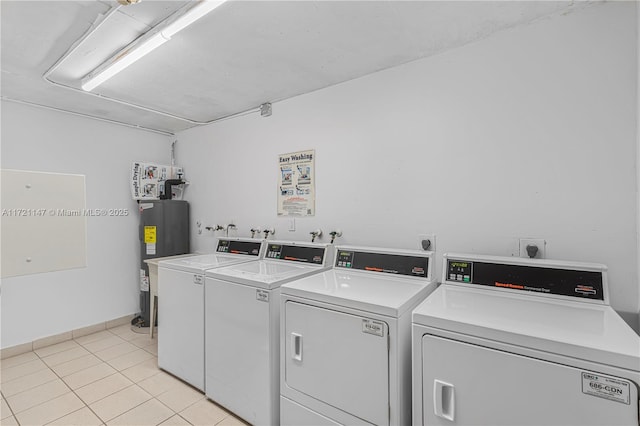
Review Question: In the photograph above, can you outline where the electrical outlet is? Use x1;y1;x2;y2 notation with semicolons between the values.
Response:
519;238;546;259
418;234;436;252
288;218;295;232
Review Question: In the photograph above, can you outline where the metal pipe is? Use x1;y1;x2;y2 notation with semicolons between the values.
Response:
1;97;173;136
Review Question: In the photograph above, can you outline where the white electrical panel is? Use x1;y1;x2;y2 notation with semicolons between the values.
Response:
1;169;87;278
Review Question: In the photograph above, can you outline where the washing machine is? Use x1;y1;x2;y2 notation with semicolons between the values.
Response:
157;237;264;391
280;246;437;426
204;240;334;425
412;253;640;426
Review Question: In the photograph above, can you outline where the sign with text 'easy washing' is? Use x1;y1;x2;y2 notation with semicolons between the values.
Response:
277;149;315;216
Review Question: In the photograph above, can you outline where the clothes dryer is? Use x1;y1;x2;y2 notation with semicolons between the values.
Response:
280;246;437;426
412;253;640;426
204;241;334;425
157;238;264;390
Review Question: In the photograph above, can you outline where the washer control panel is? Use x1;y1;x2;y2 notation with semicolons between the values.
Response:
446;257;605;301
336;249;429;278
216;239;262;256
448;260;472;283
265;244;326;264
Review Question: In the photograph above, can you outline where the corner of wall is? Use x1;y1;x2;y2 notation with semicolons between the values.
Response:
636;0;640;333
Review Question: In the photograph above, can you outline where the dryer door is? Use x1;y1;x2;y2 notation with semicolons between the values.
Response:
421;334;639;426
284;301;390;426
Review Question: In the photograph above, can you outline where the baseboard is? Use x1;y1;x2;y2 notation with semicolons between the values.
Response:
1;314;135;359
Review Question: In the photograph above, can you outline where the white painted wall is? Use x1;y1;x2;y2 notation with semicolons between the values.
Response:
637;0;640;331
1;101;172;348
176;2;639;320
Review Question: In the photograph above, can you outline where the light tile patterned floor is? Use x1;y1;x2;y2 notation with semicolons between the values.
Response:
0;325;248;426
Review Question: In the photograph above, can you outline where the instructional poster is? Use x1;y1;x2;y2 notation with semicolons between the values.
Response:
131;162;183;200
278;149;315;216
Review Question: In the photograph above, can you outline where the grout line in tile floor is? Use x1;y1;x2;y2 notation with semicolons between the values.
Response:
1;325;248;426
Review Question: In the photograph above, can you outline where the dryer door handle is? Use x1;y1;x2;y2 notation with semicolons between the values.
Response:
434;379;455;421
291;333;303;362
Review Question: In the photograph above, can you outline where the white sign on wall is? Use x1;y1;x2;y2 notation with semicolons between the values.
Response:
131;162;183;200
277;150;315;216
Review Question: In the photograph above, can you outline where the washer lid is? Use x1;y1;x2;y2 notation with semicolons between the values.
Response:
206;259;329;289
158;253;255;274
282;269;438;317
413;285;640;372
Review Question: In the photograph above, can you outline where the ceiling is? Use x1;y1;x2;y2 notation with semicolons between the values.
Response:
1;0;593;135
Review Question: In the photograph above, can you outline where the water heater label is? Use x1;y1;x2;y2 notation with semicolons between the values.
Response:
146;243;156;255
362;319;384;337
144;226;156;243
581;372;630;404
140;276;149;292
256;290;269;302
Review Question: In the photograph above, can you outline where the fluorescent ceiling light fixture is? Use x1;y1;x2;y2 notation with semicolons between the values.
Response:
161;1;225;38
81;33;167;91
81;0;225;92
